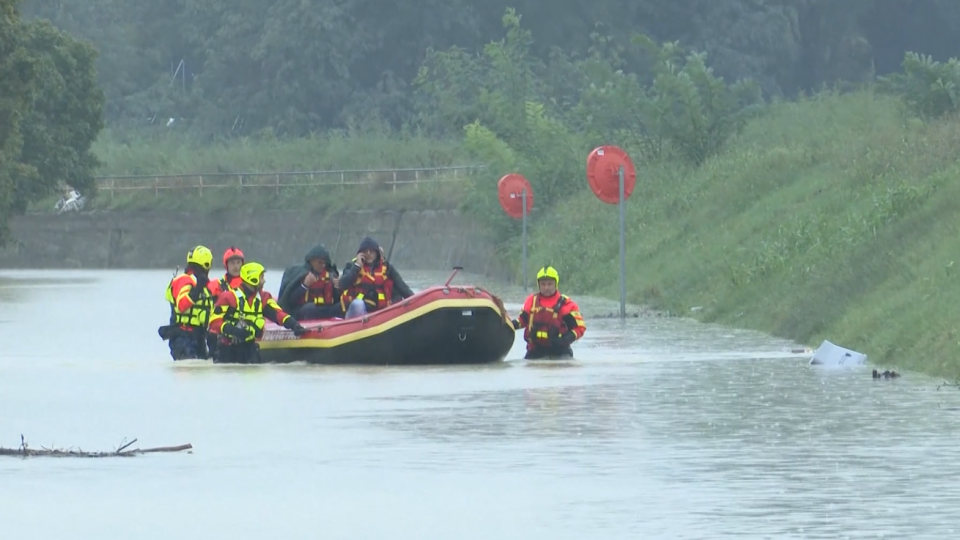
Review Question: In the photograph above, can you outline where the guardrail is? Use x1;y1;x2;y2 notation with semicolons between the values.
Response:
94;165;485;198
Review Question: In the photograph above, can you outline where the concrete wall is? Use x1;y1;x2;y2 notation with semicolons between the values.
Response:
0;209;511;278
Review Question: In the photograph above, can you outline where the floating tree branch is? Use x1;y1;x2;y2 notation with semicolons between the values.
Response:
0;434;193;458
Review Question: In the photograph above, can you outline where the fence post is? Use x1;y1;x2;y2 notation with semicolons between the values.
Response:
276;173;280;196
199;175;203;197
154;176;159;197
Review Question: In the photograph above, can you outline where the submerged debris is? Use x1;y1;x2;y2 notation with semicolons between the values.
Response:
872;369;901;379
0;435;193;458
809;340;867;366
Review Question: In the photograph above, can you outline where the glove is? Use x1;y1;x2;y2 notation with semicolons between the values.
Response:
223;323;252;340
548;328;563;347
284;318;308;336
560;331;576;346
512;319;522;330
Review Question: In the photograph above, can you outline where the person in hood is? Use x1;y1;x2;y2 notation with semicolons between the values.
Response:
339;236;414;319
277;243;342;320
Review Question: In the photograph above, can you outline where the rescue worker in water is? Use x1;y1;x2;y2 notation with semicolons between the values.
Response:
159;245;215;360
511;266;586;359
205;246;245;361
208;262;308;364
208;246;245;297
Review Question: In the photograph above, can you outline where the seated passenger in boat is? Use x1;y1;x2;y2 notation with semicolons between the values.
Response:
277;243;343;320
512;266;586;359
339;237;414;319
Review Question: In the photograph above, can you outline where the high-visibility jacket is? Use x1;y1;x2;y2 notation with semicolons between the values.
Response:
209;289;292;344
165;271;213;330
207;274;243;298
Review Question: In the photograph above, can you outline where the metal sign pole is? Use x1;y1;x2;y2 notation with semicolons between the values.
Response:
618;166;626;319
522;188;528;293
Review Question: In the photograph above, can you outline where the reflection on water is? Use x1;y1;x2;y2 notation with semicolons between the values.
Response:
0;268;958;539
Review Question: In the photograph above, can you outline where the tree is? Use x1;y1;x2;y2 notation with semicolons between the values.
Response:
16;19;105;206
0;0;104;245
0;0;36;244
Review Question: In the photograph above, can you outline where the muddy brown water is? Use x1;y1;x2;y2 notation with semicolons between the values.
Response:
1;269;958;539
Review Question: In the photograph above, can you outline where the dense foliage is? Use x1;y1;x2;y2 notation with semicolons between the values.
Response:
6;0;960;254
0;0;104;243
17;0;960;137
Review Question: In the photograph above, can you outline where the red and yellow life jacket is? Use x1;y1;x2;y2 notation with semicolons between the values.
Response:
210;289;265;344
340;258;393;312
208;274;242;298
304;267;336;306
524;293;571;348
165;272;213;330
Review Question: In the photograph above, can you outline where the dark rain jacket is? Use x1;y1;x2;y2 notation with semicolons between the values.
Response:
339;241;414;303
277;243;340;312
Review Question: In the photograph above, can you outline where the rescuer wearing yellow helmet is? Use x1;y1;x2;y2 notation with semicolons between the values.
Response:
159;245;216;360
208;261;308;364
511;265;586;359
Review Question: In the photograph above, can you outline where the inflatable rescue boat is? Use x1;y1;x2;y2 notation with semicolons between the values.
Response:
255;268;516;365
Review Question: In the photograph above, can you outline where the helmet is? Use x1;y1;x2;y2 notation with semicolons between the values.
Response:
239;262;265;288
223;246;245;268
536;266;560;286
186;246;213;270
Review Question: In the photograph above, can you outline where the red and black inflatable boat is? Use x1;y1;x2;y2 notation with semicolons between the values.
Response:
256;269;517;365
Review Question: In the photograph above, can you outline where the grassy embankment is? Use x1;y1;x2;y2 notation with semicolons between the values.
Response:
526;91;960;378
32;128;472;213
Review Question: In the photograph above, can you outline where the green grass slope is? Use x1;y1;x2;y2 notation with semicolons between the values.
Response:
527;91;960;378
91;128;469;175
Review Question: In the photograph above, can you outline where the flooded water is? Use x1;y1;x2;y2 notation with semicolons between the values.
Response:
1;268;958;539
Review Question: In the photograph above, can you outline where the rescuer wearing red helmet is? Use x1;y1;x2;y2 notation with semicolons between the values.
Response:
511;266;586;359
205;246;246;360
208;246;245;297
